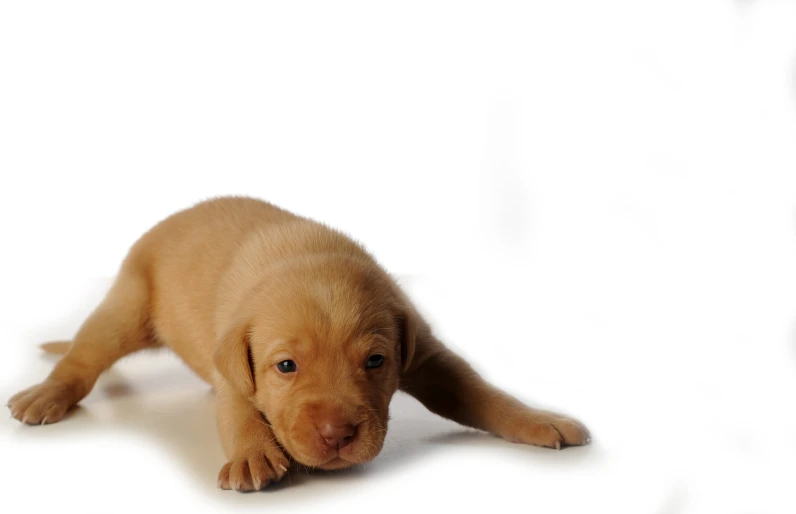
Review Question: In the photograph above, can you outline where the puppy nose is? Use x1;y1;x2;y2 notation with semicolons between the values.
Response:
318;423;357;449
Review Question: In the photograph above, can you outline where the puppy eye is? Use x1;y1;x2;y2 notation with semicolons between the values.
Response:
277;360;297;373
365;354;384;369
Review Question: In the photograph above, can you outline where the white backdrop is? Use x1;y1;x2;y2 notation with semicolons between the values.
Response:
2;1;796;513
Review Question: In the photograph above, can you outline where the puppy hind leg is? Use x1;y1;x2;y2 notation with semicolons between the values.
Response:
8;271;156;425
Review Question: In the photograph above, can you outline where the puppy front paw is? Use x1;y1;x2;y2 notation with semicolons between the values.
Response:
8;380;77;425
507;413;591;449
217;448;290;491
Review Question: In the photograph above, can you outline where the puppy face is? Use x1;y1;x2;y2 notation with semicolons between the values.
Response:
215;262;414;470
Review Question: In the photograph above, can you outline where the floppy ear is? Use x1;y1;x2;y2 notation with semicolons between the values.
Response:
396;307;417;374
214;322;256;398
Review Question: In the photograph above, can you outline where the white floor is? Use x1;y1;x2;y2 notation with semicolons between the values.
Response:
3;274;795;514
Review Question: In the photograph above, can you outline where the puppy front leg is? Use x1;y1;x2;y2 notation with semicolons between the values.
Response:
215;382;290;491
400;335;590;449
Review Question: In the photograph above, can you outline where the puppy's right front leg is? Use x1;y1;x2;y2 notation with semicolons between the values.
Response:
215;383;289;491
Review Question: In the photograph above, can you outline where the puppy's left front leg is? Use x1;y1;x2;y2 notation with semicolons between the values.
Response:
215;383;289;491
401;334;591;449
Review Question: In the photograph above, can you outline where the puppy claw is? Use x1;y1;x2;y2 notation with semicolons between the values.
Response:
555;440;561;450
218;449;289;492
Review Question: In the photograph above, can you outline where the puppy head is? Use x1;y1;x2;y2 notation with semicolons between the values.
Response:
214;261;415;470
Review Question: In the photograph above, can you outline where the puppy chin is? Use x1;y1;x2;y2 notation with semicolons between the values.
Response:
309;448;381;470
316;456;358;470
281;434;385;470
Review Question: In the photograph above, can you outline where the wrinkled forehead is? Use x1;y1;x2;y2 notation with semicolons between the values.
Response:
270;330;394;361
275;277;398;340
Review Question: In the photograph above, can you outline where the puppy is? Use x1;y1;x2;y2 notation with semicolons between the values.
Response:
8;197;590;490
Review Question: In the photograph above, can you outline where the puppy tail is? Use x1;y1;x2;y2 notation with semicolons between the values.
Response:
39;340;72;355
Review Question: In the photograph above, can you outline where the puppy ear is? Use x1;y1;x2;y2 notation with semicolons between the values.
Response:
396;308;417;373
214;322;256;398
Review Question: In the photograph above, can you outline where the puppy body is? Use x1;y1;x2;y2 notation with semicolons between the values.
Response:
9;197;590;491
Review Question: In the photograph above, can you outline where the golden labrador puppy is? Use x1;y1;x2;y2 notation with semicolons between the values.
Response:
8;197;590;491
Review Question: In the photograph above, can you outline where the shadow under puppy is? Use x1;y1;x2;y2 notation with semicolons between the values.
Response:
8;197;590;491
